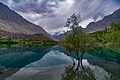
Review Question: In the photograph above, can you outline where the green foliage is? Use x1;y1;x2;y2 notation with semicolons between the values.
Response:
63;13;97;71
63;14;120;80
111;22;120;30
0;36;57;46
65;13;80;30
64;14;95;54
92;22;120;53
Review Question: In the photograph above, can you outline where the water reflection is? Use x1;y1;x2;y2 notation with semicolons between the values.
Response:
106;70;120;80
24;50;73;68
61;65;96;80
91;47;120;64
0;45;52;68
0;45;53;80
0;45;119;68
61;63;120;80
61;51;120;80
5;50;120;80
5;50;73;80
0;45;119;80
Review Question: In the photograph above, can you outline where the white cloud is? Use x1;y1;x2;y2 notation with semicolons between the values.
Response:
18;12;44;22
79;18;94;28
47;0;56;6
1;0;120;34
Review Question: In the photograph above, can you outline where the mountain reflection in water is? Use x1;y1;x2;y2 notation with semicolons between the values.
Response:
0;45;119;80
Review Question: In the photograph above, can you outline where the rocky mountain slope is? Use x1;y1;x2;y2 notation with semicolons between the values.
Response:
0;29;52;41
86;8;120;33
0;2;54;40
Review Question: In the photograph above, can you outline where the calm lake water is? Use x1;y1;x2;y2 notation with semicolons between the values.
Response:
0;45;120;80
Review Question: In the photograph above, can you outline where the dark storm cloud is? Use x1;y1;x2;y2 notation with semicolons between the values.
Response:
6;0;65;14
12;0;20;3
0;0;120;34
115;0;120;3
10;0;52;13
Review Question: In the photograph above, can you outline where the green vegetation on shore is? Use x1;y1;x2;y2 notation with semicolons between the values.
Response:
62;14;120;80
92;22;120;53
64;17;120;54
63;13;120;69
0;37;57;46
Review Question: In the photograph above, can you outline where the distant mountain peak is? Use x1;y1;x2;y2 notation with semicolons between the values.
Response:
86;8;120;33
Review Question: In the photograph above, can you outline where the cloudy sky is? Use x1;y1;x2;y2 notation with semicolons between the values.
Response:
0;0;120;34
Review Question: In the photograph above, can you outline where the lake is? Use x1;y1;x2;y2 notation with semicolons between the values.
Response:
0;45;120;80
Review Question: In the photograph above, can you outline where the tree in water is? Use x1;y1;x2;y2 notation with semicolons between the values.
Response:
64;13;95;70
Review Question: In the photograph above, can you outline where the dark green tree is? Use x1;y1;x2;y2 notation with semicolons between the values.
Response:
64;14;95;70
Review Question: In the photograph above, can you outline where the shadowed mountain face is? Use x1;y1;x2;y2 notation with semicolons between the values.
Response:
0;29;53;41
86;8;120;33
0;2;54;40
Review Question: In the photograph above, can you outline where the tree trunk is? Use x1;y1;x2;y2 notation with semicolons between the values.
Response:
76;51;80;71
70;56;75;69
80;52;85;70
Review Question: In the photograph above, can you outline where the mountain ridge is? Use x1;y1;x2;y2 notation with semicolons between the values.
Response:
0;2;55;40
54;8;120;40
86;8;120;33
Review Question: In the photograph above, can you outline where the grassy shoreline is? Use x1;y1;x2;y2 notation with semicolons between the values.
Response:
0;37;58;46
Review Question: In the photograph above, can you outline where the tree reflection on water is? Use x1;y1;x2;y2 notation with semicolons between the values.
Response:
61;54;120;80
61;63;120;80
105;70;120;80
61;65;96;80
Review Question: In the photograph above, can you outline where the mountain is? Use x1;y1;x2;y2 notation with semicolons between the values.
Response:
52;32;64;40
0;29;52;41
53;9;120;40
86;8;120;33
0;2;54;40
